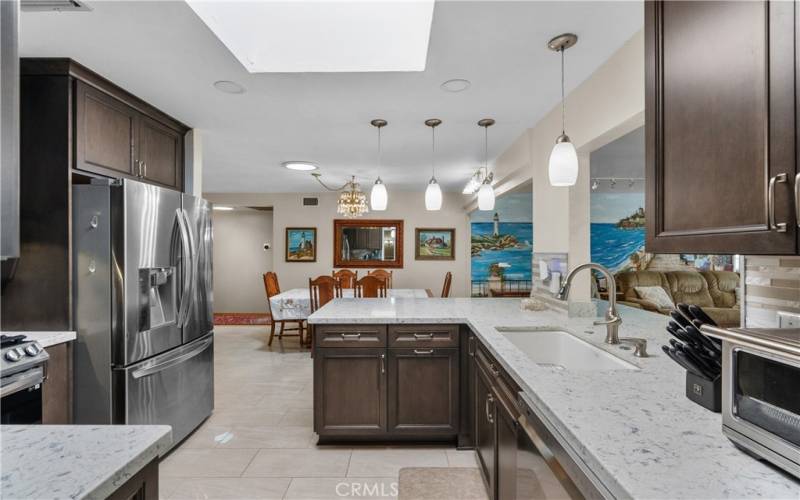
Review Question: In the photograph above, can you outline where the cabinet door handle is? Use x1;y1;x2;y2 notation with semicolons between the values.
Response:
794;173;800;228
768;173;788;232
142;161;147;178
340;333;361;340
413;349;434;355
485;393;495;424
468;336;475;357
413;333;434;339
489;363;501;377
136;160;143;177
380;353;385;374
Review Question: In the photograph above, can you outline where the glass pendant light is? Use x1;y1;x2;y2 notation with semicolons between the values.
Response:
424;118;443;211
477;118;496;211
547;33;579;187
370;119;388;210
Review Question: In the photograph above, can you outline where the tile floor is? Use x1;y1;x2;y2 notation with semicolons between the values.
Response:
159;326;479;499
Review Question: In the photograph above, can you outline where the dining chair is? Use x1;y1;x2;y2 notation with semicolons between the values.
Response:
308;276;343;347
441;271;453;298
368;269;393;289
332;269;358;289
263;272;305;346
355;275;388;298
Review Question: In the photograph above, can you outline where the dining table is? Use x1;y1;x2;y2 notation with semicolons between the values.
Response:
269;288;433;322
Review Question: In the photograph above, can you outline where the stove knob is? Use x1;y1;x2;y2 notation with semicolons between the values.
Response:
5;350;21;362
24;344;41;356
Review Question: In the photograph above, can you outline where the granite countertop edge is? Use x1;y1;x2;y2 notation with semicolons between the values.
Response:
1;331;77;348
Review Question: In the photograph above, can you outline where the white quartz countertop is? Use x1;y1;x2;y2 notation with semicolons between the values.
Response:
1;331;76;348
1;425;172;500
308;298;800;499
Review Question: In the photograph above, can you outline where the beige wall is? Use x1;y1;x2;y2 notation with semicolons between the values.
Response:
212;209;273;312
471;29;645;306
205;191;471;298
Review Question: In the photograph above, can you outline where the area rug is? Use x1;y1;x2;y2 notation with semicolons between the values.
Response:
213;313;271;326
397;467;488;500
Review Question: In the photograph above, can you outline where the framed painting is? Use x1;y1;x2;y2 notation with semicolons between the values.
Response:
286;227;317;262
415;228;455;260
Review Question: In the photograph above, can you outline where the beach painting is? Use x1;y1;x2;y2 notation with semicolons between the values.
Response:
416;228;455;260
286;227;316;262
590;193;646;273
470;193;533;290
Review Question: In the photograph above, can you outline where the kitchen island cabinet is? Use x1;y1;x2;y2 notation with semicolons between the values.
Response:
307;297;800;499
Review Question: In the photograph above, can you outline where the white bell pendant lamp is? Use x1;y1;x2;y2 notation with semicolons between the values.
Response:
477;118;496;210
547;33;579;187
424;118;443;211
369;119;388;210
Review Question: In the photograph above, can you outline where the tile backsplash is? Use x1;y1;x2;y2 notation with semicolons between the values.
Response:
743;256;800;328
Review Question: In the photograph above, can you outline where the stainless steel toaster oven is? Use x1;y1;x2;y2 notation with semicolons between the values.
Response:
702;326;800;479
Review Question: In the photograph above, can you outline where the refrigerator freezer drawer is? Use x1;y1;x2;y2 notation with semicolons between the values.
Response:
121;333;214;447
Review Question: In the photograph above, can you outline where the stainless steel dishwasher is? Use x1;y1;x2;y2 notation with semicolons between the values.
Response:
517;393;611;499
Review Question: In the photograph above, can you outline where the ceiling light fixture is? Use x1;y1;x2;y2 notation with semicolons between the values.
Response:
440;79;471;93
312;174;369;218
213;206;234;211
424;119;443;211
547;33;579;187
477;118;496;211
213;80;246;94
283;161;318;171
370;119;388;211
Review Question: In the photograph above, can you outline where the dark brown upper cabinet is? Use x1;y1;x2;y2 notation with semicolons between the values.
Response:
25;58;188;191
645;1;797;254
76;81;137;177
139;115;184;188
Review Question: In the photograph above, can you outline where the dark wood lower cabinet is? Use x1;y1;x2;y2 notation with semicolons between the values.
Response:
42;341;72;424
314;347;387;437
387;348;459;435
107;458;159;500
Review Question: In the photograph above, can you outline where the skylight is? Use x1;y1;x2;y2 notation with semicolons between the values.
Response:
185;0;435;73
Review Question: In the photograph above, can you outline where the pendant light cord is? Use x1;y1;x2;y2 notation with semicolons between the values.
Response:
431;126;436;179
377;125;382;172
484;125;488;171
560;48;566;135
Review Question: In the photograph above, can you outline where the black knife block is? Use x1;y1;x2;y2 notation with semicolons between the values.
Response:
685;371;721;412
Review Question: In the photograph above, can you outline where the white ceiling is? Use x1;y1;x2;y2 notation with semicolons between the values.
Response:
19;1;643;193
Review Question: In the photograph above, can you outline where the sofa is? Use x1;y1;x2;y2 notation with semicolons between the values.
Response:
615;270;740;327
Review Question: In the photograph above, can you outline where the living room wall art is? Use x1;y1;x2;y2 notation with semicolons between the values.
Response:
285;227;317;262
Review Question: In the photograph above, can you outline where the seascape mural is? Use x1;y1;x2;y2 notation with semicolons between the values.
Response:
470;192;533;296
590;192;646;273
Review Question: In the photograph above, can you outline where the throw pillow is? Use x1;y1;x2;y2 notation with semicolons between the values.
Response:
634;286;675;310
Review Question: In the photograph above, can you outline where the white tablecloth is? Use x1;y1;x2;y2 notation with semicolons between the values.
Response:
269;288;430;321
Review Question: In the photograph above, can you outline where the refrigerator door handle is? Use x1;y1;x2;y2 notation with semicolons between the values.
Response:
176;208;193;327
181;208;198;326
131;336;213;379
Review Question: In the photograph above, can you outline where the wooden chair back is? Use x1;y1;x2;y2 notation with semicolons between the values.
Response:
368;269;393;288
263;272;281;298
309;276;342;313
355;275;388;298
263;272;281;316
441;272;453;298
332;269;358;288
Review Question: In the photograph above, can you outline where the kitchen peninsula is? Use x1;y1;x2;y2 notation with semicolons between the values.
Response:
308;298;799;499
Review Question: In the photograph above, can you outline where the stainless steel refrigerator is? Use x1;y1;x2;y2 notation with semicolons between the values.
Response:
72;178;213;446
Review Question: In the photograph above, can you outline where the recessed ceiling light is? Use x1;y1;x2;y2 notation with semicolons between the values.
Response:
441;79;471;93
283;161;318;172
213;80;246;94
186;0;434;73
213;206;234;211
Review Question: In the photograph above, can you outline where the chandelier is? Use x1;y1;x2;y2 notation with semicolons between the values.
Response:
313;174;369;218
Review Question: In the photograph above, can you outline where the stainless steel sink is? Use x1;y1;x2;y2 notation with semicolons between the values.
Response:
495;327;639;371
